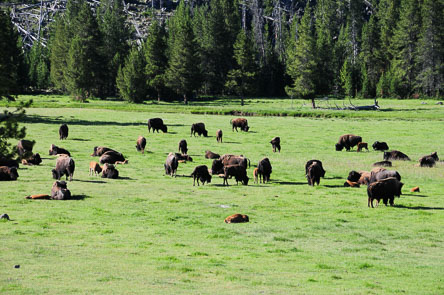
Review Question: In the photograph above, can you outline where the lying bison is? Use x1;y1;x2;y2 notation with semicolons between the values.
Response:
136;136;146;154
59;124;69;140
91;146;115;157
102;163;119;179
205;150;220;159
373;160;392;167
21;153;42;165
230;118;249;132
17;139;35;157
306;160;324;186
223;165;249;186
51;180;71;200
174;153;193;162
367;177;403;208
369;169;401;183
257;157;272;183
335;134;362;151
0;157;19;168
384;150;410;161
52;155;75;181
419;152;439;167
164;153;178;176
191;123;208;137
49;144;71;157
0;166;19;181
270;137;281;153
216;129;223;143
148;118;167;133
178;139;188;155
99;151;126;164
225;214;249;223
372;141;389;151
191;165;212;186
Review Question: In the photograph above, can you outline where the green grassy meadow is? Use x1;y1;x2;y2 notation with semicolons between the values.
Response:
1;97;443;294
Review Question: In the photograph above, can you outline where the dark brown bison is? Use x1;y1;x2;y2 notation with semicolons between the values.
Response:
216;129;223;143
99;151;126;164
257;157;272;183
306;161;323;186
304;160;326;178
230;118;249;132
369;169;401;183
174;153;193;162
136;136;146;154
367;177;403;208
147;118;167;133
357;142;368;152
384;150;410;161
17;139;35;157
372;141;389;151
21;153;42;165
0;157;19;168
101;163;119;179
335;134;362;151
346;167;385;186
419;152;439;167
212;155;250;175
52;155;75;181
223;165;249;186
0;166;19;181
164;153;178;176
191;123;208;137
270;137;281;153
59;124;68;140
51;180;71;200
224;214;249;223
190;165;212;186
205;150;220;159
178;139;188;155
91;146;115;157
89;161;102;176
49;144;71;157
373;160;392;167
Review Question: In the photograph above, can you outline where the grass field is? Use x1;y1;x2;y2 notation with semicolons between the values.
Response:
1;96;444;294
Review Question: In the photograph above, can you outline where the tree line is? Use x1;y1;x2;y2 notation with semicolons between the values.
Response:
1;0;443;103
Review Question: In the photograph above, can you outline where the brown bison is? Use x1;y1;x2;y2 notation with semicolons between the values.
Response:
224;214;249;223
49;144;71;157
257;157;272;183
191;123;208;137
174;153;193;162
419;152;439;167
335;134;362;151
357;142;368;152
212;155;250;175
373;160;392;167
230;118;249;132
190;165;212;186
91;146;115;157
223;165;249;186
306;161;323;186
59;124;68;140
345;167;386;186
369;169;401;183
384;150;410;161
136;136;147;154
101;163;119;179
178;139;188;155
372;141;389;151
205;150;220;159
367;177;403;208
51;180;71;200
253;168;258;184
304;160;326;178
270;137;281;153
21;153;42;165
99;151;126;164
0;166;19;181
147;118;167;133
89;161;102;176
52;155;75;181
164;153;178;176
17;139;35;157
216;129;223;143
0;157;19;168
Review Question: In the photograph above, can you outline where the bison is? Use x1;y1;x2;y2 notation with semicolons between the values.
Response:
304;160;326;178
369;169;401;184
191;123;208;137
136;136;147;154
270;137;281;153
99;151;126;164
224;214;249;223
357;142;368;152
59;124;69;140
419;152;439;167
17;139;35;157
367;177;403;208
335;134;362;151
384;150;410;161
0;166;19;181
257;157;272;183
373;160;392;167
51;180;71;200
253;168;258;183
178;139;188;155
89;161;102;176
174;153;193;162
21;153;42;165
147;118;167;133
212;155;250;175
230;118;249;132
205;150;220;159
101;163;119;179
0;157;19;168
52;155;75;181
49;144;71;157
372;141;389;151
223;165;249;186
216;129;223;143
91;146;115;157
164;153;178;176
306;161;323;186
190;165;212;186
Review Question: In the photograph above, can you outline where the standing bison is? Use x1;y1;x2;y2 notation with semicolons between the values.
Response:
216;129;223;143
17;139;35;157
270;137;281;153
223;165;249;186
147;118;168;133
49;144;71;156
51;180;72;200
52;155;75;181
212;154;250;175
306;160;324;186
59;124;69;140
372;141;389;151
0;166;19;181
369;169;401;183
335;134;362;151
164;153;178;176
304;160;326;178
367;177;403;208
383;150;410;161
191;123;208;137
190;165;212;186
257;157;272;183
178;139;188;155
230;118;249;132
136;136;147;154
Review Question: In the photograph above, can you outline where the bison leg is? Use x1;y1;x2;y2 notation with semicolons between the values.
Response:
368;197;371;207
389;197;394;206
193;176;196;186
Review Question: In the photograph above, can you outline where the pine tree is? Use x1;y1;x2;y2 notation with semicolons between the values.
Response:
49;17;69;92
28;41;50;89
378;0;400;70
116;45;147;103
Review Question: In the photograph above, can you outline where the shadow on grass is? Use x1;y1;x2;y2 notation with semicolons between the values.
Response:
22;114;146;127
167;124;186;127
394;204;444;210
323;184;346;188
223;141;241;144
68;194;89;200
174;174;192;178
118;177;134;180
407;194;428;198
70;138;90;141
75;179;106;184
273;181;306;186
324;176;343;180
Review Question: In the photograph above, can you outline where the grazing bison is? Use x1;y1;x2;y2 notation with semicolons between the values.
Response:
212;155;250;175
230;118;249;132
335;134;362;151
0;157;19;168
357;142;368;152
91;146;115;157
99;151;126;164
225;214;249;223
49;144;71;157
174;153;193;162
59;124;69;140
205;150;220;159
373;160;392;167
270;137;281;153
17;139;35;157
164;153;178;176
306;161;323;186
51;180;71;200
136;136;147;154
257;157;272;183
52;155;75;181
101;163;119;179
89;161;102;176
178;139;188;155
21;153;42;165
369;169;401;184
372;141;389;151
253;168;258;183
216;129;223;143
367;177;403;208
191;123;208;137
147;118;167;133
419;152;439;167
191;165;212;186
384;150;410;161
304;160;326;178
0;166;19;181
223;165;249;186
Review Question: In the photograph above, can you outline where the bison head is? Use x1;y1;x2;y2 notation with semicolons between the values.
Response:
9;167;19;180
211;159;224;175
383;152;390;160
431;152;439;161
161;125;168;133
243;126;250;132
242;176;249;185
347;171;361;182
52;169;60;180
335;143;344;151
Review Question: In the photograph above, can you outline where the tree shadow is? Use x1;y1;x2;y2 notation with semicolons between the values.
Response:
394;204;444;210
21;114;147;127
75;179;106;184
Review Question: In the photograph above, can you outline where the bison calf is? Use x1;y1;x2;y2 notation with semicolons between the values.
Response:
253;168;258;184
136;136;147;154
216;129;223;143
357;142;368;152
270;137;281;153
224;214;249;223
191;165;212;186
89;161;102;176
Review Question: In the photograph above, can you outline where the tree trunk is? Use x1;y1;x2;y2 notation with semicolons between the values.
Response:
183;94;188;105
311;98;316;109
241;96;244;106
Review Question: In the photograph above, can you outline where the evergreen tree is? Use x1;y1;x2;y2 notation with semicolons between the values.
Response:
116;45;147;103
49;17;69;92
378;0;400;70
28;41;50;89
